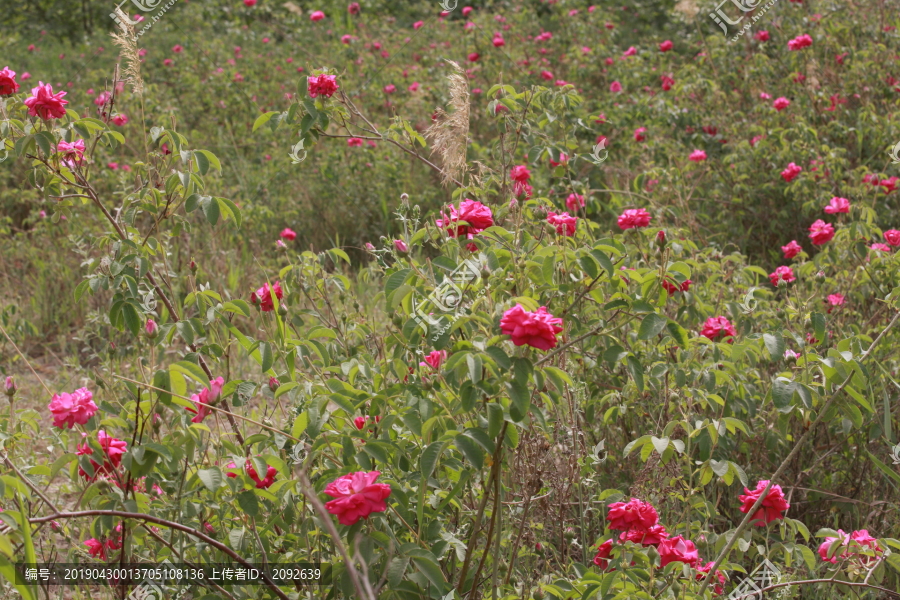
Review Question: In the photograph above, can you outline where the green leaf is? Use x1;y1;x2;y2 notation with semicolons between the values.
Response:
194;149;221;172
763;332;785;360
638;314;668;340
0;556;36;600
771;379;795;412
252;111;279;132
198;467;223;492
122;303;141;337
170;360;208;385
411;556;447;592
866;451;900;487
590;249;614;276
236;490;259;517
626;356;644;392
666;322;689;347
506;380;530;422
462;428;496;454
202;195;220;226
291;412;309;438
811;313;826;345
420;441;448;477
260;341;274;373
454;434;483;469
466;354;482;384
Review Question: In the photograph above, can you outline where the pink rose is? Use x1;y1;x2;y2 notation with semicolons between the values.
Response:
592;539;613;569
606;498;659;531
393;239;408;253
617;208;651;230
510;165;531;182
112;114;128;126
383;84;396;94
499;304;563;350
0;66;20;96
738;480;790;525
341;34;353;44
622;46;637;57
773;97;790;111
408;82;420;92
549;153;568;167
347;137;363;147
755;30;770;41
413;20;423;29
566;193;585;212
658;535;699;567
307;74;338;98
57;139;86;164
781;240;802;259
689;149;707;162
618;524;668;546
824;197;850;214
23;82;69;120
701;316;736;342
769;265;796;287
695;562;726;595
421;350;447;369
660;75;674;90
348;2;360;14
880;177;899;193
788;34;813;50
826;294;845;307
185;377;224;424
817;530;882;565
634;127;647;142
781;162;802;182
85;538;106;560
251;281;284;312
48;387;98;429
493;36;505;47
610;81;622;93
883;229;900;246
77;430;128;479
324;471;392;525
659;40;673;52
145;318;158;337
547;211;577;236
242;459;277;489
436;199;494;238
310;10;325;21
280;227;296;240
468;52;480;62
808;219;835;245
462;6;473;16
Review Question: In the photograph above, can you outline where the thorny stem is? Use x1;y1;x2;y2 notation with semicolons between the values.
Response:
698;309;900;594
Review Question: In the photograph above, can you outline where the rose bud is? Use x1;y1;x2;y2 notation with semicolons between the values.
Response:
268;377;280;393
4;376;17;398
144;318;158;339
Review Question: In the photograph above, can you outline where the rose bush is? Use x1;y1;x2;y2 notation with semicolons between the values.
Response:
0;1;900;600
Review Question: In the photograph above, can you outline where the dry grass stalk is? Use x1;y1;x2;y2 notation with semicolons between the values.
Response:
424;60;470;186
111;10;145;96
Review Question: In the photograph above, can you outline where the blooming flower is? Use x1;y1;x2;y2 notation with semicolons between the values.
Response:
695;562;726;595
251;281;284;312
420;350;447;370
48;388;98;429
592;539;613;569
185;377;224;424
324;471;392;525
824;197;850;214
773;97;791;111
617;208;651;230
566;193;585;212
755;30;770;41
468;52;480;62
280;227;296;241
348;2;360;14
689;149;707;162
408;82;420;92
871;243;891;252
0;67;20;96
23;82;69;120
499;305;563;350
662;278;692;295
769;266;796;287
413;20;423;29
307;74;338;98
884;230;900;246
547;211;577;236
245;459;277;489
383;84;396;94
57;139;86;165
781;162;802;182
77;430;127;479
610;81;622;93
660;75;674;91
619;524;668;546
658;536;699;567
436;199;494;239
510;165;531;183
622;46;637;57
549;153;568;167
659;40;673;52
493;36;505;47
788;34;813;50
634;127;647;142
111;114;128;126
701;316;736;342
354;416;367;430
781;240;802;259
347;137;363;147
739;480;790;525
85;538;106;560
880;177;899;193
808;219;835;245
606;498;659;531
310;10;325;21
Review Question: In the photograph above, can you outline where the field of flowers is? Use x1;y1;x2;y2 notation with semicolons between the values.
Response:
1;0;900;599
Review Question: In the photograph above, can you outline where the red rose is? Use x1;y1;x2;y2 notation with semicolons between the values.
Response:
324;471;392;526
499;304;563;350
658;535;699;567
606;498;659;531
738;480;790;525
